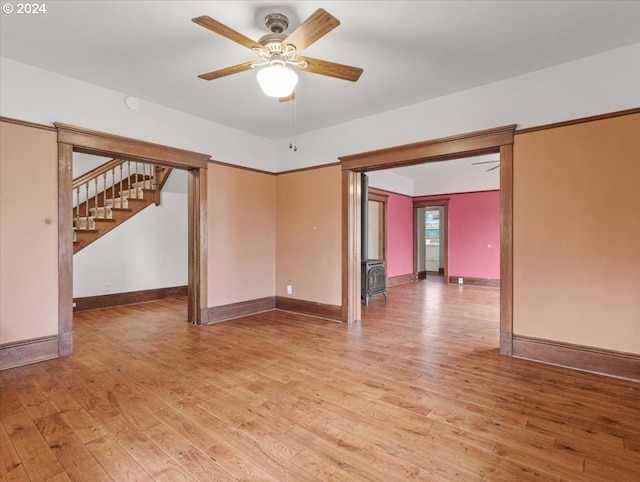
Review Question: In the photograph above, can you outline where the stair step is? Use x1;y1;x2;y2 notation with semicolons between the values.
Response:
118;187;145;199
122;197;149;204
74;216;95;229
131;180;155;190
105;197;129;208
89;206;113;219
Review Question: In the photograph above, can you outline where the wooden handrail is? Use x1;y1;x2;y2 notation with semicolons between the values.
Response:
73;158;124;188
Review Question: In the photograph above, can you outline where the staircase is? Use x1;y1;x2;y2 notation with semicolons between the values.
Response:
73;159;172;253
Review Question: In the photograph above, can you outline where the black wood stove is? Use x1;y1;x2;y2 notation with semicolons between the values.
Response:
361;173;387;305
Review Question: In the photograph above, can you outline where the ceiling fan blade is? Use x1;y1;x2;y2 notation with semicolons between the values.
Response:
192;15;266;52
297;56;363;82
486;165;500;172
283;9;340;53
198;60;255;80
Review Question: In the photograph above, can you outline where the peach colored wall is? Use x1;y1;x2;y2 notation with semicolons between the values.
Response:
208;164;276;306
513;113;640;354
0;121;59;344
276;165;342;306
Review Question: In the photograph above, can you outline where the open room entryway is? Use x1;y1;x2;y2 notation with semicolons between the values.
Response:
71;152;189;319
56;123;210;357
339;124;516;356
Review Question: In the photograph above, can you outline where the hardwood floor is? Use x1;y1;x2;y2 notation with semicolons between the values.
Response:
2;278;639;481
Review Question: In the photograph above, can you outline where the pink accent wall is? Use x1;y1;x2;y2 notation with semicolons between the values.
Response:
371;189;414;278
451;191;500;279
416;191;500;279
374;189;500;280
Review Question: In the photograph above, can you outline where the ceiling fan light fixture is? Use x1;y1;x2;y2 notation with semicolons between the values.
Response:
256;63;298;98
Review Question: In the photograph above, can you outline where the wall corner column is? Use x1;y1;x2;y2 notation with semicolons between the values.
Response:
58;142;74;356
188;166;208;325
499;143;514;355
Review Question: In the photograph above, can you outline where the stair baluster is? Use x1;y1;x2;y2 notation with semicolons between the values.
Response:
94;178;98;215
103;172;108;209
85;183;89;218
127;161;132;198
111;166;117;201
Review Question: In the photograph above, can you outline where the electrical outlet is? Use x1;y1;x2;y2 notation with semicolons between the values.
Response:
104;282;110;292
286;285;292;295
458;278;463;285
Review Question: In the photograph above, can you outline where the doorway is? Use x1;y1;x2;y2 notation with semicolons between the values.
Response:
367;193;387;261
415;201;449;282
56;123;210;357
424;208;443;273
72;152;189;310
339;124;516;355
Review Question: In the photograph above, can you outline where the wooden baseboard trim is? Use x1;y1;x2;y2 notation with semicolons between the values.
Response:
448;276;500;288
0;335;59;370
276;297;342;322
500;330;513;356
387;273;415;287
74;285;188;312
206;297;276;324
512;335;640;382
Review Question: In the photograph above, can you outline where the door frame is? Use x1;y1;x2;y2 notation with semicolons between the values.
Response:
56;123;211;357
339;124;516;355
368;192;388;262
414;200;449;282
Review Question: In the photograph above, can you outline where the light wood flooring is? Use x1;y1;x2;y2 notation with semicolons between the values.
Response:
1;278;639;481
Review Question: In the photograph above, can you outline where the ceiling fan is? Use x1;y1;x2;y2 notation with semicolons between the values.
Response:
472;160;500;172
192;8;363;100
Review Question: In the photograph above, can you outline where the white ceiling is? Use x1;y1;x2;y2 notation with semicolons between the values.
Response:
370;153;500;196
2;0;640;144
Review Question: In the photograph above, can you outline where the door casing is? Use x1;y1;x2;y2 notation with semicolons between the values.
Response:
339;124;516;355
56;123;211;357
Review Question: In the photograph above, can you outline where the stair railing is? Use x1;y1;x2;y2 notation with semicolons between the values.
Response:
72;159;166;224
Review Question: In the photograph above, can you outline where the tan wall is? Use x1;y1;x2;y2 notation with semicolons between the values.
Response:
513;113;640;354
0;121;59;344
208;164;276;306
276;165;342;306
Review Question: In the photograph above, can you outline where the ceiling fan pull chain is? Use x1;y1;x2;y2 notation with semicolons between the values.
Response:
289;90;293;149
293;94;298;151
289;90;298;152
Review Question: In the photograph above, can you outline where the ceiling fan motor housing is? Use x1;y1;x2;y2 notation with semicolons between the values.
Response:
258;33;287;52
264;13;289;33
